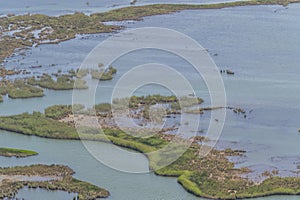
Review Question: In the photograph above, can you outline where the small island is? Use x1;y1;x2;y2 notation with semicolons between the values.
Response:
0;79;44;99
0;147;38;158
0;164;109;199
91;66;117;81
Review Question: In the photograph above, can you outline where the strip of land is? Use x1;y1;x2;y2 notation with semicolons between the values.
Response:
0;147;38;158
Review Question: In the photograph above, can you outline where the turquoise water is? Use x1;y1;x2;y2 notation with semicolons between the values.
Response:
1;2;300;200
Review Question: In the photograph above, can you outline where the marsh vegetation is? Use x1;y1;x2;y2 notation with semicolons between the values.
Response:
27;74;88;90
0;0;299;64
0;103;300;199
0;79;44;99
0;147;38;158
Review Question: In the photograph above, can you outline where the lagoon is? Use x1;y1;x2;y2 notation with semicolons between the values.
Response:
1;2;300;200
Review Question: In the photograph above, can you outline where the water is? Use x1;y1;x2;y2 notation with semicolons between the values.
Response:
124;3;300;173
1;2;300;200
15;187;77;200
0;130;198;200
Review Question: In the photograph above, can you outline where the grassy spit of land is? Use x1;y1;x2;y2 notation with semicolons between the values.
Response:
1;0;300;64
0;104;300;199
0;164;109;199
0;147;38;158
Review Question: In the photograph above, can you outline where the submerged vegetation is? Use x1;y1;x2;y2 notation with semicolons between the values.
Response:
0;147;38;158
0;164;109;199
27;74;88;90
0;104;300;199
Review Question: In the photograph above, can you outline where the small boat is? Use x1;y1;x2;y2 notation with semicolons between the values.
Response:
30;65;42;68
226;69;234;75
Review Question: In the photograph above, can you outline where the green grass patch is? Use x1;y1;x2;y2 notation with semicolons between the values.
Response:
0;147;38;158
0;80;44;99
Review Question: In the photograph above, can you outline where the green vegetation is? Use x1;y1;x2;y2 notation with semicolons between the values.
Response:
0;12;119;63
170;96;204;110
91;66;117;81
0;164;109;199
0;147;38;158
0;112;79;139
92;0;300;22
35;95;200;118
1;107;300;199
94;95;200;119
94;103;112;113
0;111;167;148
113;94;200;109
73;66;117;81
0;75;88;102
45;104;84;120
1;0;300;197
0;80;44;99
28;75;88;90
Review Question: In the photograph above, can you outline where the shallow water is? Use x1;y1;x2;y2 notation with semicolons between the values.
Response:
125;3;300;173
0;2;300;200
14;187;77;200
0;130;198;200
